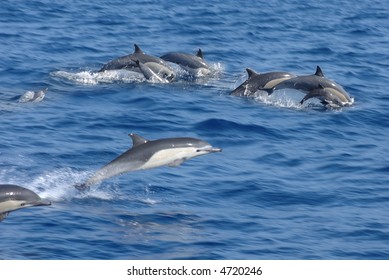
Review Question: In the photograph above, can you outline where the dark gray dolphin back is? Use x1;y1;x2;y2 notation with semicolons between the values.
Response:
99;44;170;72
160;49;209;69
231;68;296;96
270;66;350;97
0;184;42;202
116;134;211;164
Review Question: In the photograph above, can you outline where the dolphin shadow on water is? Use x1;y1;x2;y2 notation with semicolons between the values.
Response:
75;133;222;191
0;184;51;222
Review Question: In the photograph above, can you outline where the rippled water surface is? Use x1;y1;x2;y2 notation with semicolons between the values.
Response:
1;0;388;259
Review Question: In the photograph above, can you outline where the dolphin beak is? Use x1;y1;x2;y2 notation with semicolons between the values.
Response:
197;146;222;153
211;147;222;153
21;200;52;207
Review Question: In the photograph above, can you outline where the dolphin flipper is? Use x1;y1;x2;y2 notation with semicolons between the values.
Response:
0;212;9;221
300;94;314;104
300;84;324;104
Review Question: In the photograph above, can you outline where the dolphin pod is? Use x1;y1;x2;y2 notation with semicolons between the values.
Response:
6;44;355;223
98;44;176;82
0;184;51;222
230;66;353;108
75;133;222;190
99;44;353;108
264;66;353;108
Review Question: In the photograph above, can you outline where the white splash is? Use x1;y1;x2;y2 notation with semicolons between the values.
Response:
51;69;145;85
2;167;118;202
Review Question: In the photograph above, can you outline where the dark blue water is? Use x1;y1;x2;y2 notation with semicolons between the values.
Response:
1;0;388;259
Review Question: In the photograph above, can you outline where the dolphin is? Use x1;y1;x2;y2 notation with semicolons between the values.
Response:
98;44;174;77
18;88;48;103
300;84;348;108
160;49;211;76
134;60;174;83
75;133;222;190
266;66;353;106
0;184;51;221
230;68;296;97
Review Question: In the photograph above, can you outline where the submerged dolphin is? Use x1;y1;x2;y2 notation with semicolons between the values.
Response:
0;184;51;221
134;60;173;83
160;49;211;76
266;66;353;107
75;133;222;190
230;68;296;97
98;44;174;78
18;88;48;103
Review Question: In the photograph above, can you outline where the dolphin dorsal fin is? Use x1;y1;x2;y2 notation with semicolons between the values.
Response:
129;133;148;147
134;44;144;54
315;66;324;77
196;49;204;59
246;68;258;78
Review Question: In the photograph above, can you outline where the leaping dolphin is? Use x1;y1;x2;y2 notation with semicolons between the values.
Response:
230;68;296;97
160;49;211;76
98;44;174;79
0;184;51;221
266;66;353;107
75;133;222;190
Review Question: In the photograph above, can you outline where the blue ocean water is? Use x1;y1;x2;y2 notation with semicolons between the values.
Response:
1;0;388;260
